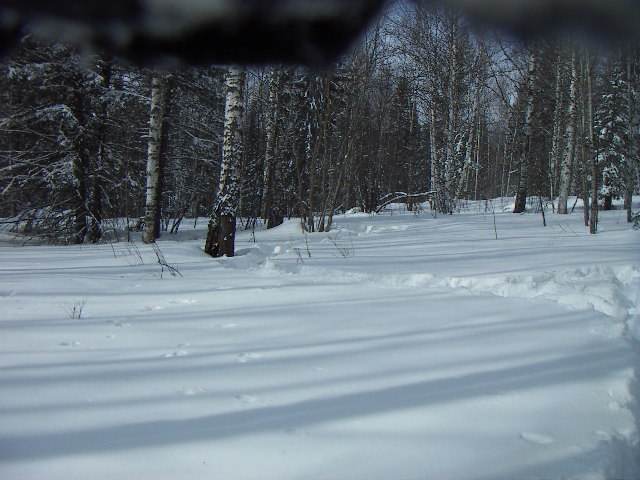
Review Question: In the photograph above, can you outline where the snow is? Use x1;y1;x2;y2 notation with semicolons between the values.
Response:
1;199;639;479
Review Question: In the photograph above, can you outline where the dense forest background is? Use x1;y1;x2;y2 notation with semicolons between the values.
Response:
1;1;638;246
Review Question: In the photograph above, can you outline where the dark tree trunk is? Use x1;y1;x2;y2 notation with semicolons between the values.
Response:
71;151;88;244
70;86;89;244
261;68;283;229
585;54;598;234
87;57;113;244
204;215;236;258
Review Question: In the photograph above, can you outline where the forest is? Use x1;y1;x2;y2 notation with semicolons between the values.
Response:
1;3;640;478
0;1;638;251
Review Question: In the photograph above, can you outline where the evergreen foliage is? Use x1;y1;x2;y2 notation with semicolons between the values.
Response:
1;3;638;244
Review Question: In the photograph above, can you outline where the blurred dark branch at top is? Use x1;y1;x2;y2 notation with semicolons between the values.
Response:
1;0;639;66
443;0;640;41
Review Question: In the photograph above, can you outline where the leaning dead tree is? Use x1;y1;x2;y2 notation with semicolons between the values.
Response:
375;191;437;213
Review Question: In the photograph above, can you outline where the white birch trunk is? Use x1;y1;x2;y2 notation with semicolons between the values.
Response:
549;56;565;201
143;73;168;244
514;49;538;213
443;21;459;211
429;104;439;193
455;78;480;200
557;50;578;214
205;65;245;257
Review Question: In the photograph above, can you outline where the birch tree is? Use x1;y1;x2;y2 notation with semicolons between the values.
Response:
513;47;539;213
549;50;566;202
204;65;245;258
557;48;578;214
142;72;171;244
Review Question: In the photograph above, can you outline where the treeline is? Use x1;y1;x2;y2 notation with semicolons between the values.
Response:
0;2;638;246
0;38;225;243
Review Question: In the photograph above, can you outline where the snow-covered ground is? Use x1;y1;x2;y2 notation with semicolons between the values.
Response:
1;199;639;479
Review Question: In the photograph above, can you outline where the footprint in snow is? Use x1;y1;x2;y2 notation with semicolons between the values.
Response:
140;304;166;311
177;387;208;396
487;391;520;406
235;394;258;404
162;351;189;358
169;299;198;305
216;323;237;329
108;320;130;328
237;353;261;363
520;432;555;445
608;400;623;411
